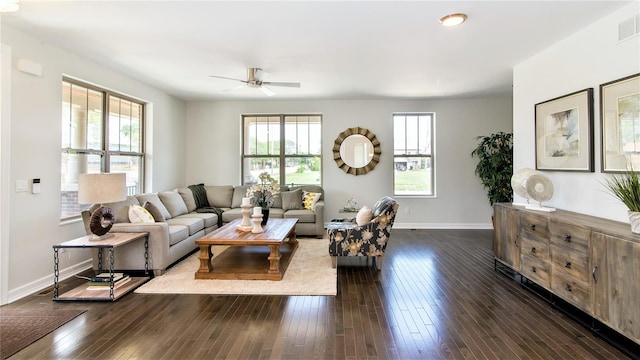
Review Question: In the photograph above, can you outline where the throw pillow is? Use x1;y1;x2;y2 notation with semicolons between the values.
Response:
158;190;189;218
128;204;155;223
281;188;303;211
177;187;197;213
302;191;321;210
356;205;373;225
144;201;166;222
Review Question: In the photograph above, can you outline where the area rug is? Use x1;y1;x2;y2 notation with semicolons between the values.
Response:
0;308;86;359
135;239;336;296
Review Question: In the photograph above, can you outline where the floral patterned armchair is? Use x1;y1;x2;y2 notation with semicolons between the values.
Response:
327;196;399;270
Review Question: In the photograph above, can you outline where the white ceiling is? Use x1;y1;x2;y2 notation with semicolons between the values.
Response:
1;1;633;100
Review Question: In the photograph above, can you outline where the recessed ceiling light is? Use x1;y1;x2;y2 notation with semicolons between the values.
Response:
440;13;467;27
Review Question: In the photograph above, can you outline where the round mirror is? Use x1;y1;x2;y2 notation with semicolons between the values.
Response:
340;134;373;168
333;127;381;175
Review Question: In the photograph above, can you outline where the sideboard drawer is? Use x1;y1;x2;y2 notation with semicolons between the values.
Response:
550;244;590;283
520;233;549;262
550;220;590;254
551;272;591;313
521;254;550;288
520;213;549;239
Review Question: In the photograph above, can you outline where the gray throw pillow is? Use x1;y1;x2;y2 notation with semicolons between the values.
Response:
144;201;166;222
158;190;188;218
205;185;234;208
231;186;250;208
281;188;303;211
177;187;197;212
136;193;171;220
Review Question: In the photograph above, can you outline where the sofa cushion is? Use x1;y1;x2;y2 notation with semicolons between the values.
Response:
177;187;197;213
128;204;155;223
266;208;284;219
159;190;189;218
180;212;218;228
292;185;323;200
281;188;303;211
166;217;204;236
231;186;250;208
302;191;322;210
98;196;140;224
221;208;242;223
137;193;171;220
284;209;315;223
144;201;166;222
205;185;234;208
168;225;189;246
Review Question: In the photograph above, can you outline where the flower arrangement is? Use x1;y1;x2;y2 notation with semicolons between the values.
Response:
246;172;280;209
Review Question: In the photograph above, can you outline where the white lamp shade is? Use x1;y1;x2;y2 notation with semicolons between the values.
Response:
78;173;127;204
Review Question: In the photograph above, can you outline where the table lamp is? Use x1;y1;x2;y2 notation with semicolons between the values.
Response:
78;173;126;240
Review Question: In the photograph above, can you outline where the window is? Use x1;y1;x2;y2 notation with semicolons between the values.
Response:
242;114;321;186
61;78;145;219
393;113;434;196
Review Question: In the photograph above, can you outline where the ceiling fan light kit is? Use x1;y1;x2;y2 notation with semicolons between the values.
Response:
439;13;467;27
210;67;300;96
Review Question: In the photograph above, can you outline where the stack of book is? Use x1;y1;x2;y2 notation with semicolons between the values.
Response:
77;272;131;291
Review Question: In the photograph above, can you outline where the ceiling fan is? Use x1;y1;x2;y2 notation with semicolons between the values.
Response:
209;68;301;96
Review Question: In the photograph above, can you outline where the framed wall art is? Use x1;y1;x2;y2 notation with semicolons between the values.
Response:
535;88;594;172
600;73;640;173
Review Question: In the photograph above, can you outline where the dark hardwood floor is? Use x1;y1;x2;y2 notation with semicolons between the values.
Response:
3;229;633;359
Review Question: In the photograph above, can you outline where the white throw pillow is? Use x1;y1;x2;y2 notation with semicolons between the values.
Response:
356;205;373;226
129;204;155;223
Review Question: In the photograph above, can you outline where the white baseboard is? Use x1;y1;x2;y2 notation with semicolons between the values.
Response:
393;222;494;230
8;259;92;303
324;222;493;230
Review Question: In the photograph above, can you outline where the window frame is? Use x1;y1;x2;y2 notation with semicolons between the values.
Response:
392;112;435;198
61;77;145;221
241;114;322;187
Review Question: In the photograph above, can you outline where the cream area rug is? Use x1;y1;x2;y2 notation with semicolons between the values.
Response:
135;239;336;296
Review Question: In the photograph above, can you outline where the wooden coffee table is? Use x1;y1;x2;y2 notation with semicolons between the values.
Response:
195;218;298;280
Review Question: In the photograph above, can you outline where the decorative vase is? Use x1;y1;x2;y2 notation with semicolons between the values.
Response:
628;210;640;234
261;208;269;225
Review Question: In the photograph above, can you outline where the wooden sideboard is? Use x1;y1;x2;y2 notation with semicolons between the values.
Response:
493;203;640;347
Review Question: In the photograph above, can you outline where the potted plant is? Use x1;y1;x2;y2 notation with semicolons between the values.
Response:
471;132;513;206
603;168;640;233
246;172;280;225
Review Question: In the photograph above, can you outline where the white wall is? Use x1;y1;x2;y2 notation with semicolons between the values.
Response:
513;3;640;223
1;25;187;303
186;97;513;228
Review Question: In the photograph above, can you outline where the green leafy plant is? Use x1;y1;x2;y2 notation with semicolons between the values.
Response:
471;132;513;205
603;168;640;212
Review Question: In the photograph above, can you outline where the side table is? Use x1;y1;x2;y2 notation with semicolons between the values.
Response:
52;232;149;301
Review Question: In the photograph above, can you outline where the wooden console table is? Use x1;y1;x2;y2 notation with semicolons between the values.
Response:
493;203;640;353
53;232;149;301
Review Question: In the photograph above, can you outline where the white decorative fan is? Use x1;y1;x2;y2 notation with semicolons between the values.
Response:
524;173;556;212
210;68;300;96
511;168;537;206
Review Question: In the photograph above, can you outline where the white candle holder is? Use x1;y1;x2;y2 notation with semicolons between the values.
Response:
236;203;253;232
251;214;264;233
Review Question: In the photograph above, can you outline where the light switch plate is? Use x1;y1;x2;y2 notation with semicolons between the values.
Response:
16;180;28;192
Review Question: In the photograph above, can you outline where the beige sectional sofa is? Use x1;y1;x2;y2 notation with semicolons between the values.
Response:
82;184;324;275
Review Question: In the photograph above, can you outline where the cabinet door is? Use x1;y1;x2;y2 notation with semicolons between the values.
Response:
607;235;640;344
592;232;640;344
493;205;520;270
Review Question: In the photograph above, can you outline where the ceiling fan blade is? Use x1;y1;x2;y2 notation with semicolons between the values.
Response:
223;84;247;92
262;81;301;88
209;75;247;84
260;86;276;97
